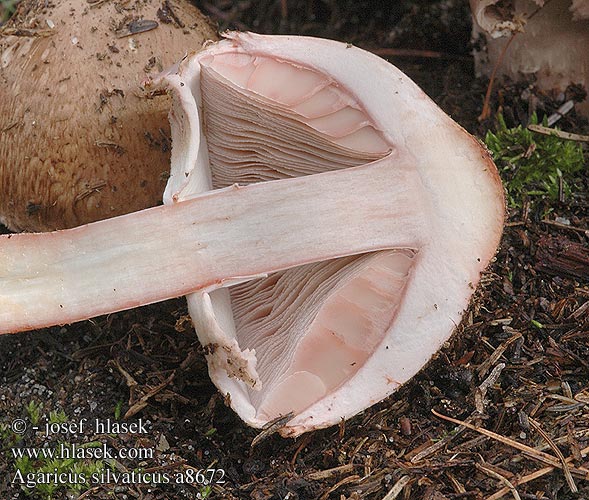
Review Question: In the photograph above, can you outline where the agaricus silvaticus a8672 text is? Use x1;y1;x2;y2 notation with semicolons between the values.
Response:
0;0;217;232
0;32;505;436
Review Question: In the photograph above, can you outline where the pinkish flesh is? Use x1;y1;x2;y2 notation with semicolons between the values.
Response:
0;153;423;334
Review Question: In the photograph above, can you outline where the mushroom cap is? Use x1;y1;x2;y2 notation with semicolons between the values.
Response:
162;32;505;436
0;0;217;232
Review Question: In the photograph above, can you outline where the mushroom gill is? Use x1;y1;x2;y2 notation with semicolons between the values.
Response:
195;52;414;422
230;251;416;421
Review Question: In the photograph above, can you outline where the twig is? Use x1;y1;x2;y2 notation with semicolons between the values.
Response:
124;372;175;419
111;359;138;388
307;464;356;481
487;445;589;500
87;0;112;7
201;2;249;31
432;409;589;478
476;462;521;500
162;0;185;28
371;48;471;61
546;100;574;126
76;486;102;499
446;471;466;494
528;417;577;493
350;436;369;458
478;34;517;121
476;362;506;413
0;27;55;37
478;330;521;378
382;475;411;500
291;432;313;467
541;219;589;236
409;415;473;463
478;0;554;121
1;121;19;132
528;124;589;143
318;474;361;500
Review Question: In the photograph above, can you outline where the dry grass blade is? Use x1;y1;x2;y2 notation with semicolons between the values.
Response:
487;445;589;500
477;329;521;378
476;462;521;500
432;410;589;478
251;412;295;447
318;474;361;500
382;475;411;500
528;124;589;143
528;417;577;492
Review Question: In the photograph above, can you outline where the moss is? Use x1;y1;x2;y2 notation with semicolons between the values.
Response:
0;0;19;23
3;405;106;500
485;113;586;207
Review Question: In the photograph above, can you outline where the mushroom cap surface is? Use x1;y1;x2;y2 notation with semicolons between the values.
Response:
0;0;217;232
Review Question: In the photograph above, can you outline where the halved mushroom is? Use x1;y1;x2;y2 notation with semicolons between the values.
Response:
471;0;589;115
0;32;504;436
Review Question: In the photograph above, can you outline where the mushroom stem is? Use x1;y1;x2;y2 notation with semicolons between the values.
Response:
0;152;424;335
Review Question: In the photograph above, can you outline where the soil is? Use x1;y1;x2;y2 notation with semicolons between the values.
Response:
1;1;588;500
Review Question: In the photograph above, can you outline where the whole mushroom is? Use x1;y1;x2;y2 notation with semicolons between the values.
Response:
0;0;217;232
0;33;505;436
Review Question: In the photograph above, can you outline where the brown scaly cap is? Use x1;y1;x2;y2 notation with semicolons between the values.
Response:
0;0;218;232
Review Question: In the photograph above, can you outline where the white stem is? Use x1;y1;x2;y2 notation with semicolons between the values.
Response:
0;152;424;334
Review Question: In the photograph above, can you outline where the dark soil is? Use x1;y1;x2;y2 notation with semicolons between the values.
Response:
1;1;588;500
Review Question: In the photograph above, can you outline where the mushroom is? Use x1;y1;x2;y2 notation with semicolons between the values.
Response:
0;33;505;436
0;0;217;232
470;0;589;115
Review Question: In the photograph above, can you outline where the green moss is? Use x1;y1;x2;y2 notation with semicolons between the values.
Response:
484;114;585;207
114;399;124;420
5;405;106;500
0;0;19;23
25;401;43;426
14;451;106;499
47;410;68;425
